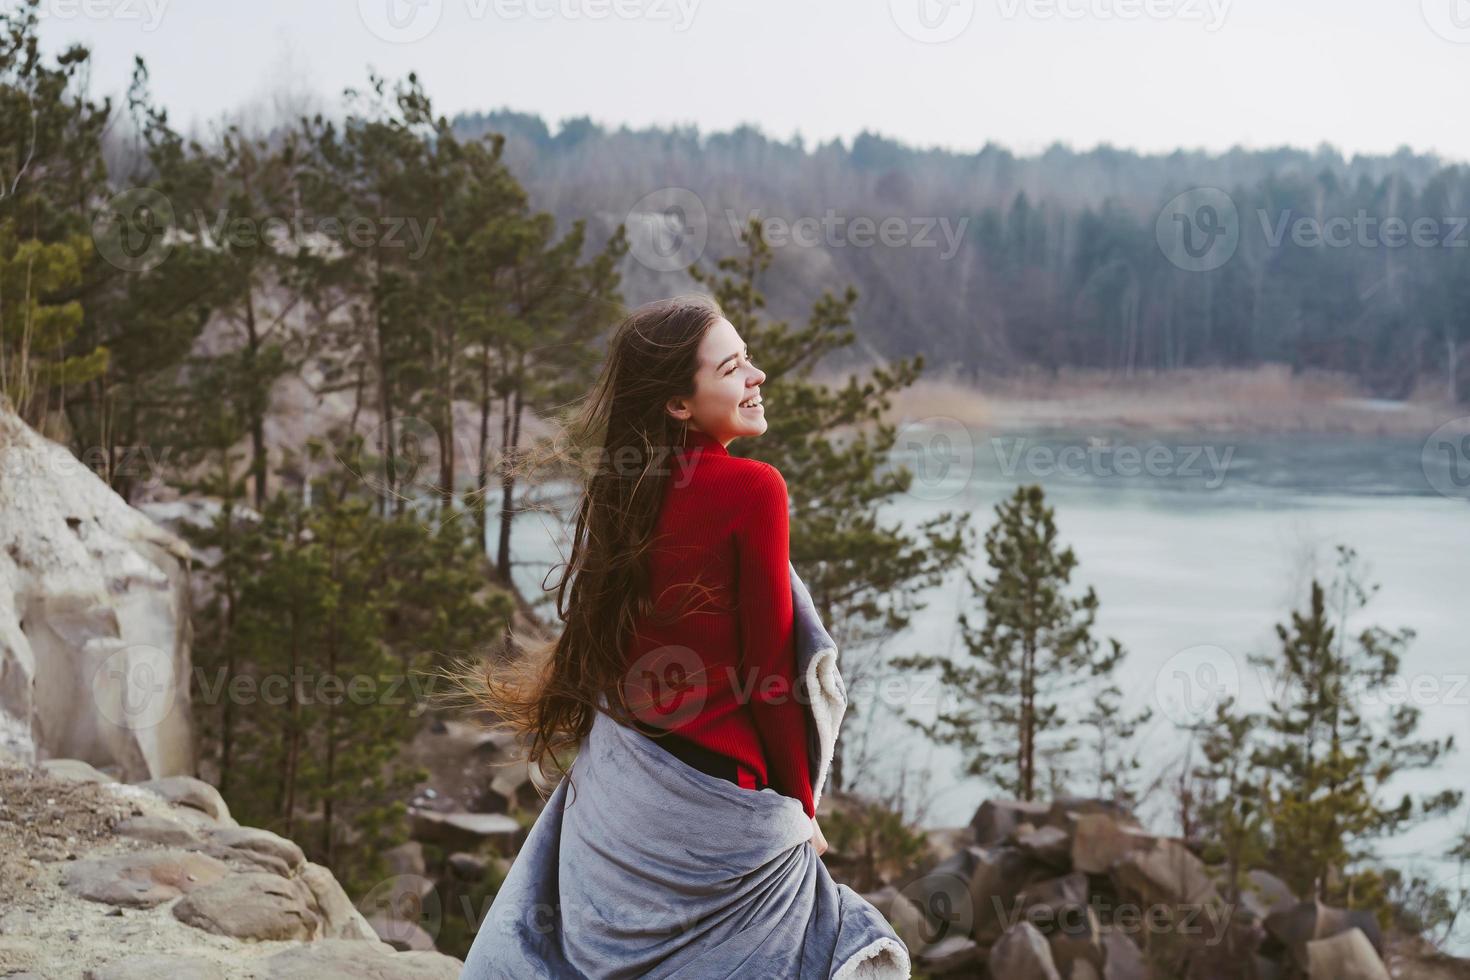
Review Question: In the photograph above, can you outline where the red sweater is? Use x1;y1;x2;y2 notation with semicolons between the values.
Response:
622;426;815;818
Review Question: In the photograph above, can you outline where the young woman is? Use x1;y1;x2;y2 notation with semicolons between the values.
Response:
457;294;909;979
471;292;826;835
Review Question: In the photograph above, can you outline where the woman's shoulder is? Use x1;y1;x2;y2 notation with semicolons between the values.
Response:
722;458;789;520
675;453;787;510
721;454;786;491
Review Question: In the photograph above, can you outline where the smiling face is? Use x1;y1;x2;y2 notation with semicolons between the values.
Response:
664;316;766;446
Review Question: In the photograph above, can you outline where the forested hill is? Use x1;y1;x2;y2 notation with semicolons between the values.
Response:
452;110;1470;401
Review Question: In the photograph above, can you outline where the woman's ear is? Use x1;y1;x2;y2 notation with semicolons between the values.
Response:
665;397;692;423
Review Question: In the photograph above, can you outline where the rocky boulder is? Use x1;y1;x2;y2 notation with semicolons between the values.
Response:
0;406;195;780
1071;812;1157;874
1265;898;1385;972
1307;927;1391;980
0;757;450;976
61;848;232;907
972;799;1051;846
990;921;1064;979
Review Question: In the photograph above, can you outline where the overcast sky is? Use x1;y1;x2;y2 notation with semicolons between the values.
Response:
30;0;1470;161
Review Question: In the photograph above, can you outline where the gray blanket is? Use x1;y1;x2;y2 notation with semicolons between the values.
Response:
459;561;911;979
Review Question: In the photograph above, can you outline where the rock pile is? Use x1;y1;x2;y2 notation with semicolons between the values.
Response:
0;756;462;978
855;797;1415;979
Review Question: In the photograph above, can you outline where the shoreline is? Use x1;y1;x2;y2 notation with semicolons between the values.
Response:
854;365;1470;439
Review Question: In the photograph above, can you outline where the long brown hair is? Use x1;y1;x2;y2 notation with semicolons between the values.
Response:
440;293;728;803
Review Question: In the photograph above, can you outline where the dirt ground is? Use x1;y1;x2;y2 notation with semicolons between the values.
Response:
0;764;136;912
0;764;345;978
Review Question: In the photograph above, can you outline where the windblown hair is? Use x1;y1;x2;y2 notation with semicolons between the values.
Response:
439;293;728;804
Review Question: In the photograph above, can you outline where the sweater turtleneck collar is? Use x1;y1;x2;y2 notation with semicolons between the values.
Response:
679;426;730;458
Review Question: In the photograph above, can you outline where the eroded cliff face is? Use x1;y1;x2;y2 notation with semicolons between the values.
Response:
0;407;195;780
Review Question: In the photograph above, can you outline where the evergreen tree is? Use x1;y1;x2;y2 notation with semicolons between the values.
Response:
185;122;311;508
414;127;525;514
1186;696;1268;918
487;212;626;582
1080;678;1153;806
893;484;1126;802
0;1;110;432
300;72;433;514
0;226;100;421
70;57;223;500
1250;545;1461;905
188;446;513;894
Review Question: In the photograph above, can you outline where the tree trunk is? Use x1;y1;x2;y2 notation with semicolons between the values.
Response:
373;250;399;516
321;537;340;865
438;324;456;512
476;349;493;551
244;288;268;508
495;364;524;583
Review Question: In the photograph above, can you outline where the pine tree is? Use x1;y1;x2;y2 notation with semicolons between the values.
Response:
299;72;432;515
0;1;111;432
893;484;1126;802
1186;696;1267;917
1080;679;1153;806
188;450;512;894
0;226;102;421
70;57;224;500
483;212;626;581
414;127;525;514
1250;545;1461;905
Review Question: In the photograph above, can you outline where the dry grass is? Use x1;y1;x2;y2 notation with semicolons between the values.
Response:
861;365;1460;436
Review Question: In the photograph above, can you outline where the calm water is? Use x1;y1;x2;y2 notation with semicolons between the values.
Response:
509;425;1470;933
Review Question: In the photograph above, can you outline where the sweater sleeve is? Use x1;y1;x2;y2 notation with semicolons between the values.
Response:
732;462;816;819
